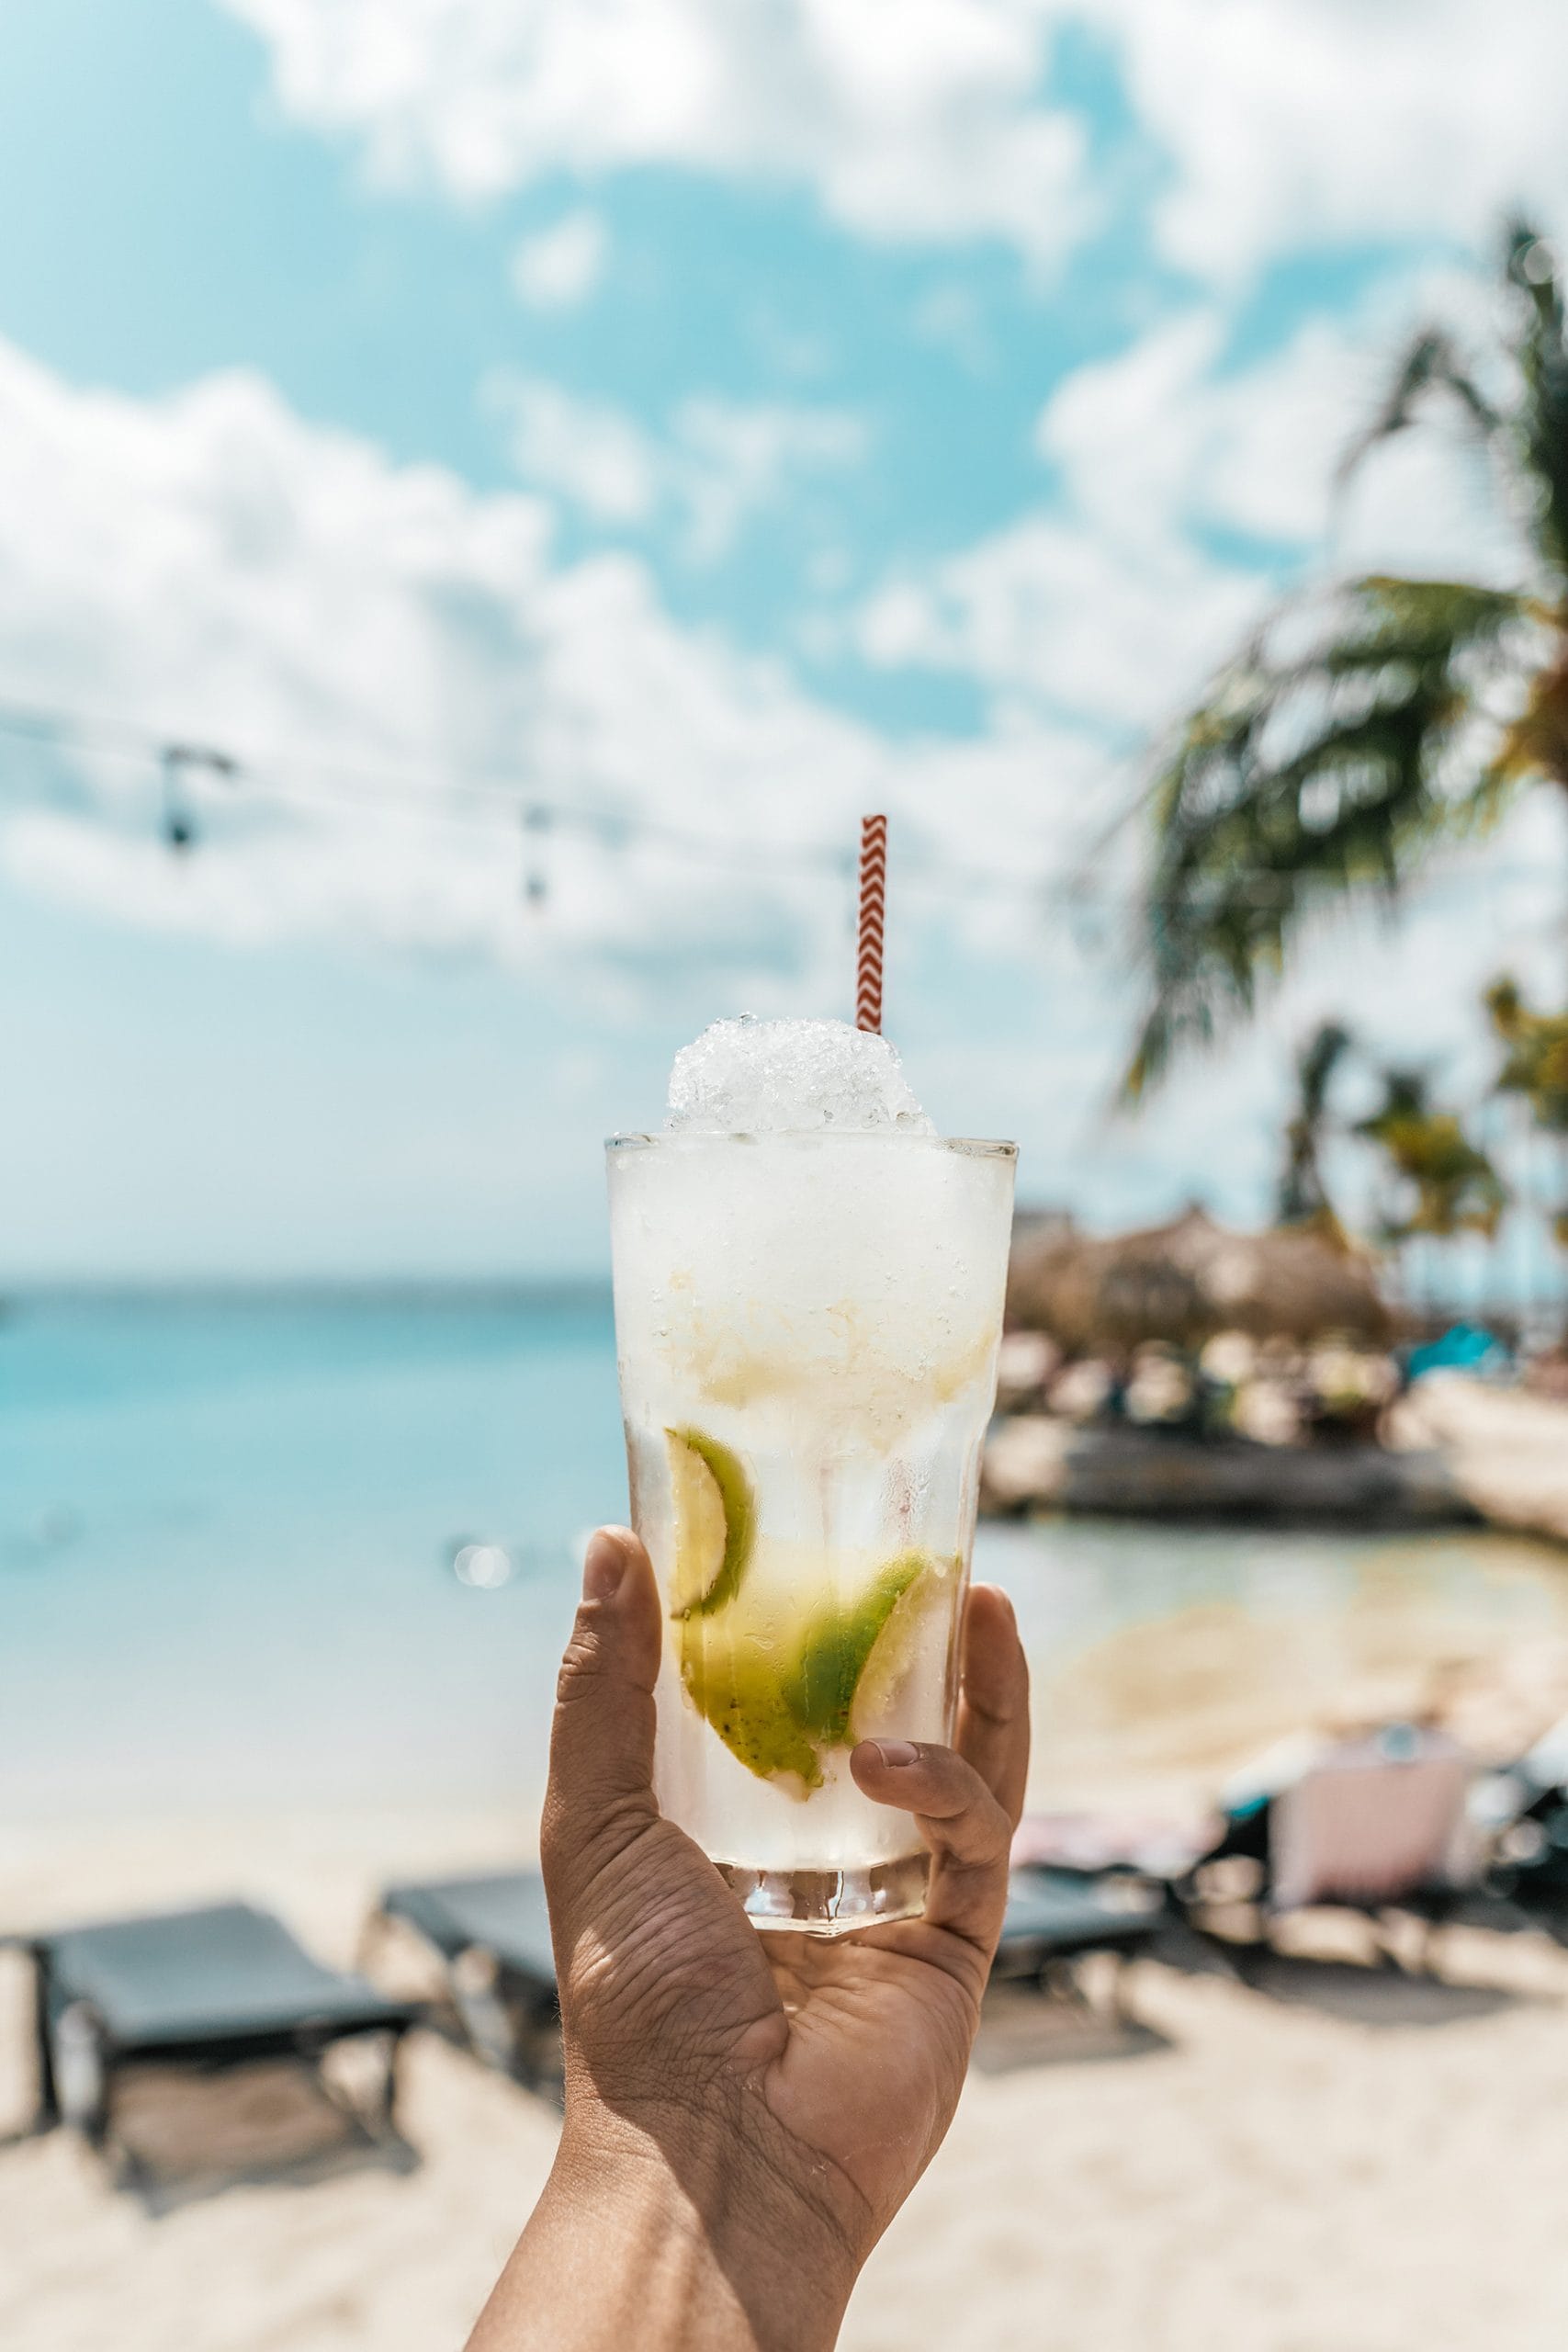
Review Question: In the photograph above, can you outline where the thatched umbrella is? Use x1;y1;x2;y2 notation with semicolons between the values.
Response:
1008;1205;1390;1355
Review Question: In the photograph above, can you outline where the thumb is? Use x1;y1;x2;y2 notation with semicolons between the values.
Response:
541;1526;662;1899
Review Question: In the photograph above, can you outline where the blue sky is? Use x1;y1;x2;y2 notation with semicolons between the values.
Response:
2;0;1566;1278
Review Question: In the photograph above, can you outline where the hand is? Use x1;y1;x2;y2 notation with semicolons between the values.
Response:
468;1524;1029;2352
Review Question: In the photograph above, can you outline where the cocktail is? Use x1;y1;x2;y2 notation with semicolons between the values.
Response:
607;1015;1015;1933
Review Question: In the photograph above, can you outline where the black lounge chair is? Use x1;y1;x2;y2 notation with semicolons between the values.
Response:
371;1865;1165;2076
992;1870;1168;2015
368;1871;561;2092
28;1900;420;2154
1485;1784;1568;1943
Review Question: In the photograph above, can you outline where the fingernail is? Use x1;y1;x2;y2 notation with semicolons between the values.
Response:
582;1530;626;1602
874;1739;918;1768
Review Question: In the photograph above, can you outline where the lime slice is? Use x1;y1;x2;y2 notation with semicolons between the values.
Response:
850;1554;960;1744
678;1615;822;1792
664;1428;754;1617
783;1552;933;1748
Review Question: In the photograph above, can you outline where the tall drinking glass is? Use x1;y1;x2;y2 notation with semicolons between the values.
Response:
606;1127;1016;1933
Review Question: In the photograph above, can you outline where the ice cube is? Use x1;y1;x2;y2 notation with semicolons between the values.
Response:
665;1017;935;1136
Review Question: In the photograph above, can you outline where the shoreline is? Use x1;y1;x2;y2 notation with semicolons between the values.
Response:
982;1374;1568;1550
15;1512;1568;1867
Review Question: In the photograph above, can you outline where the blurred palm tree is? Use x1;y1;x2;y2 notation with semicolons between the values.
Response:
1127;219;1568;1098
1277;1019;1354;1236
1487;974;1568;1239
1354;1068;1506;1242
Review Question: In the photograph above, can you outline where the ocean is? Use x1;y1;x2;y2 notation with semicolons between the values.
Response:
5;1293;1567;1820
0;1289;626;1816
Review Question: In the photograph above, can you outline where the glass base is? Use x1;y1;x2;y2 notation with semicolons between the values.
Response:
719;1850;931;1937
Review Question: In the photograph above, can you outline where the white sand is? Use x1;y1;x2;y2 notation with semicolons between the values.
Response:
8;1805;1568;2352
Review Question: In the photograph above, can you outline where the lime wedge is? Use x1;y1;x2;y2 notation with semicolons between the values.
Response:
664;1428;754;1617
850;1554;960;1743
784;1552;933;1748
678;1615;822;1792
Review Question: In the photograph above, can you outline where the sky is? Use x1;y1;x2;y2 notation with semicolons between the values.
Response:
3;0;1568;1280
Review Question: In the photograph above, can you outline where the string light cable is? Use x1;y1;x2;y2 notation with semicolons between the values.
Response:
0;687;1547;924
0;688;1122;912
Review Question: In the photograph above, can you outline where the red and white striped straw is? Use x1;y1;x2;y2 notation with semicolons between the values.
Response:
855;812;887;1034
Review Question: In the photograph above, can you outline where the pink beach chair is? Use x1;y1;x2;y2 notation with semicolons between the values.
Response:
1178;1726;1481;1971
1269;1732;1473;1912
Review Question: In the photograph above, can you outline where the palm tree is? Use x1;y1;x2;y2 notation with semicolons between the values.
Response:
1277;1019;1354;1235
1127;219;1568;1099
1487;975;1568;1240
1355;1067;1506;1244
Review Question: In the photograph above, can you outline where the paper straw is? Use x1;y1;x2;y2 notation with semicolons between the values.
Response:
856;813;887;1033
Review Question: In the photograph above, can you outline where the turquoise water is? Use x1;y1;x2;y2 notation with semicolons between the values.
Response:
6;1295;1567;1819
0;1291;626;1815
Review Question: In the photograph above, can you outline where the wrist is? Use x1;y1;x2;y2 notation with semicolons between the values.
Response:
545;2091;863;2352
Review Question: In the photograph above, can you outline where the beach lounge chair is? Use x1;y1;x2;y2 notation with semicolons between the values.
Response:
368;1871;560;2091
370;1866;1166;2077
1181;1725;1476;1958
992;1870;1168;2016
28;1900;420;2154
1482;1713;1568;1941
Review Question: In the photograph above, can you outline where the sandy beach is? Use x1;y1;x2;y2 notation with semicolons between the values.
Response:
12;1529;1568;2352
12;1508;1568;2351
8;1790;1568;2352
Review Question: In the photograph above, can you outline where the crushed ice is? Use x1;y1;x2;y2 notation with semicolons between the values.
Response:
664;1017;936;1136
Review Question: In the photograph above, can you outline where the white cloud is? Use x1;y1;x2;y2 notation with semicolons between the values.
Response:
489;373;866;560
0;334;1074;1002
220;0;1089;266
1033;287;1517;562
673;394;866;561
857;511;1262;730
489;376;660;524
858;274;1535;727
856;313;1287;729
222;0;1568;280
1034;311;1353;548
0;326;1557;1241
509;208;608;310
1099;0;1568;283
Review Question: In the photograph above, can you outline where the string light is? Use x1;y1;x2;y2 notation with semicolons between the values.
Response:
159;742;239;854
0;687;1113;910
521;804;551;910
0;687;1546;928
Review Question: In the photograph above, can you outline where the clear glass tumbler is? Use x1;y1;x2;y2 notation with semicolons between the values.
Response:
606;1126;1016;1933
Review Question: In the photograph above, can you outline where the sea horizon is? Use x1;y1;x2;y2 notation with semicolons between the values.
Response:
0;1274;615;1306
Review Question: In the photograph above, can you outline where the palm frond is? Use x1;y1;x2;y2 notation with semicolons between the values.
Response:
1299;1019;1354;1123
1337;328;1501;491
1489;972;1568;1239
1355;1067;1506;1240
1493;648;1568;790
1277;1019;1353;1226
1488;971;1568;1132
1485;974;1525;1037
1124;578;1534;1098
1505;218;1568;578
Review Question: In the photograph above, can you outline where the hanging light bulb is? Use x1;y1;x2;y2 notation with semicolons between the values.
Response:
159;742;240;854
161;747;196;851
522;803;551;910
